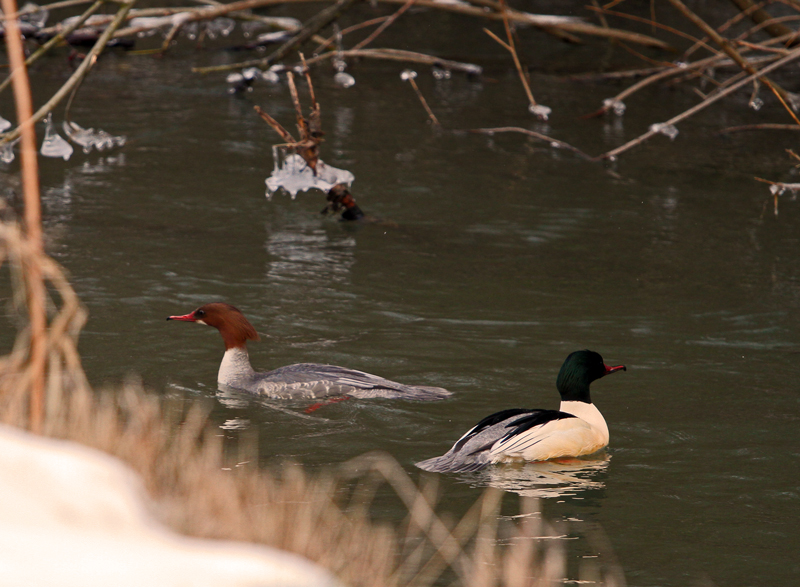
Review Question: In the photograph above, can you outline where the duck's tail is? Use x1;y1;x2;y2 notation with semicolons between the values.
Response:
415;450;490;473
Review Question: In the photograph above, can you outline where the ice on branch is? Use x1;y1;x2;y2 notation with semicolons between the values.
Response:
603;98;626;116
266;149;354;199
529;104;551;121
649;122;679;140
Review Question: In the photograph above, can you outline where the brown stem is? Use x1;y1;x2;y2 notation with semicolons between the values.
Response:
253;105;296;143
304;48;481;75
352;0;414;50
1;0;46;432
728;0;794;38
406;77;440;126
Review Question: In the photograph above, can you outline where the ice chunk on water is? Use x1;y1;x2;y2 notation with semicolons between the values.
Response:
529;103;551;121
262;66;281;84
0;113;11;133
1;142;15;164
41;114;73;160
266;153;354;199
432;65;451;80
603;98;626;116
62;120;126;154
242;67;260;81
401;69;417;81
649;122;679;140
204;17;235;40
334;72;355;88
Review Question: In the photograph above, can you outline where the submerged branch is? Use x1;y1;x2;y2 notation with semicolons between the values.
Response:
469;127;593;160
304;48;482;76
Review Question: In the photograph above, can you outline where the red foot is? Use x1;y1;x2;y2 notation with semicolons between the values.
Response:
304;396;350;414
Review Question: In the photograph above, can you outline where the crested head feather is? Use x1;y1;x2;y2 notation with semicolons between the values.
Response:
193;303;260;350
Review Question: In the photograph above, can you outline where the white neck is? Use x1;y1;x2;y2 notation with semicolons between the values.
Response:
218;347;255;386
559;400;609;445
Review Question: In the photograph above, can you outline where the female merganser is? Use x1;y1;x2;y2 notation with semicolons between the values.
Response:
167;303;450;400
416;350;625;473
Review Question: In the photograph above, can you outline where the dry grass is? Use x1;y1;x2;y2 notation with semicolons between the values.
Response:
0;210;623;587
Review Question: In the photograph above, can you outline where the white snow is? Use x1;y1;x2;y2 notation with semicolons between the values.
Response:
0;424;342;587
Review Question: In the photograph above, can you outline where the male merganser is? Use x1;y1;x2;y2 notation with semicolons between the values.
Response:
416;350;625;473
167;303;451;400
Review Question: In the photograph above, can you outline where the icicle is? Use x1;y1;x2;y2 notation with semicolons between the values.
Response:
41;113;73;160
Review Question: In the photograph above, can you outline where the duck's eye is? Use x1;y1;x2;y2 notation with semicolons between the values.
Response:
195;309;205;317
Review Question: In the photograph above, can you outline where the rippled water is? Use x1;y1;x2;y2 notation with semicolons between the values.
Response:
2;9;800;587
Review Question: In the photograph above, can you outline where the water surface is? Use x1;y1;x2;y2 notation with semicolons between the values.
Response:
2;9;799;587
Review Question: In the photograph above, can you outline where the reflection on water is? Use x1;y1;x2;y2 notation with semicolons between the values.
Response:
265;225;356;287
469;455;610;499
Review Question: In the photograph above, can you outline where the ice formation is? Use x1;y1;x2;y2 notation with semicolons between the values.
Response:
40;114;73;161
649;122;679;140
603;98;626;116
266;150;354;199
529;104;551;121
62;121;126;154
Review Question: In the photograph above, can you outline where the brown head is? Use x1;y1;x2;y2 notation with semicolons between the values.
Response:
167;303;260;350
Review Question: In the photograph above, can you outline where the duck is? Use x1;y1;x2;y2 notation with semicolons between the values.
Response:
167;302;450;400
415;350;625;473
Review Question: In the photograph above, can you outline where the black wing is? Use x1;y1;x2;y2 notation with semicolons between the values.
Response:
498;410;577;443
453;408;536;452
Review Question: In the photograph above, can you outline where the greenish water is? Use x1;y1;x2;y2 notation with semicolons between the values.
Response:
2;7;800;586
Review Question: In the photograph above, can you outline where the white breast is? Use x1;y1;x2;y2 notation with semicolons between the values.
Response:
218;348;255;387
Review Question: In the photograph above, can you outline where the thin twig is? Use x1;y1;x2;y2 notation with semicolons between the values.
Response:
667;0;793;107
718;123;800;133
352;0;414;50
0;0;95;18
586;4;713;53
253;106;296;143
728;0;795;38
406;76;440;126
597;43;800;160
499;0;538;110
313;15;390;53
469;127;593;160
304;48;482;75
